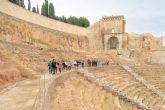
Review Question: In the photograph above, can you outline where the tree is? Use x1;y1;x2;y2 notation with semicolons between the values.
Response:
9;0;17;4
78;17;90;27
20;0;25;8
54;16;60;20
45;0;49;17
41;3;46;16
9;0;25;7
67;16;79;25
32;7;37;13
37;5;39;13
61;16;67;23
28;0;31;11
48;3;55;19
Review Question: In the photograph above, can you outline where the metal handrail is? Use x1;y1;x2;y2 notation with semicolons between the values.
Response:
33;72;47;110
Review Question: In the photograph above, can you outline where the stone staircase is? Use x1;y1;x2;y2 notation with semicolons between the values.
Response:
49;71;147;110
132;65;165;95
86;66;165;110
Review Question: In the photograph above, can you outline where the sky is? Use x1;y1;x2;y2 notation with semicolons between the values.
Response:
24;0;165;45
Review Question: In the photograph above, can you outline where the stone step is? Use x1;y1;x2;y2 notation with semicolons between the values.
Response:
116;82;139;91
153;98;165;110
122;84;144;94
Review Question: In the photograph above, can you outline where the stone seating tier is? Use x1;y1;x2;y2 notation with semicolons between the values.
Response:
87;66;165;110
133;65;165;95
50;71;148;110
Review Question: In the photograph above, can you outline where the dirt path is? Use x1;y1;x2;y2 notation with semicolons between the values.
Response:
0;73;54;110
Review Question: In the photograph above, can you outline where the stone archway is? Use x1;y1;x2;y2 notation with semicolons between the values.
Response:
107;37;119;49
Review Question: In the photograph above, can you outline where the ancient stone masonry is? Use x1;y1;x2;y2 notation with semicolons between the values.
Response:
41;70;150;110
122;65;165;100
0;12;89;52
90;16;163;51
0;0;163;52
0;0;89;36
77;69;151;110
0;0;90;52
0;1;165;110
80;66;165;110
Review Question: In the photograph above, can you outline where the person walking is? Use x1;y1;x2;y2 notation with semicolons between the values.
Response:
52;59;57;75
87;59;91;67
58;61;63;73
74;60;77;68
48;61;52;74
82;61;84;68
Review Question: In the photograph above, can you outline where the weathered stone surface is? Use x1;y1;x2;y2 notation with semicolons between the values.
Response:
0;12;89;52
47;72;147;110
0;1;165;110
0;51;23;89
0;0;163;51
149;50;165;64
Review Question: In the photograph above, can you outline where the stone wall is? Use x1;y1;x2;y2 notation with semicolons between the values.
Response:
101;16;125;34
0;12;89;52
90;17;163;51
128;33;163;50
43;70;148;110
88;16;126;50
149;50;165;64
0;0;90;36
0;0;163;51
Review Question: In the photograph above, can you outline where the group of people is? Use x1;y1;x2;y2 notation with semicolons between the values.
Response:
48;59;63;74
48;59;85;74
48;59;110;74
87;59;109;67
73;60;85;68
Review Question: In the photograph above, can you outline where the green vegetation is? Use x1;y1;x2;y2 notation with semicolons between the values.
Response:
45;0;49;17
78;17;90;27
8;0;90;27
67;16;90;27
37;5;39;13
9;0;25;8
41;3;46;16
48;3;55;19
67;16;79;25
54;16;67;23
9;0;17;4
28;0;31;11
32;7;37;13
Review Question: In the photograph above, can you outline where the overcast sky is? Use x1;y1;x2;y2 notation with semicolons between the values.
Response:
24;0;165;45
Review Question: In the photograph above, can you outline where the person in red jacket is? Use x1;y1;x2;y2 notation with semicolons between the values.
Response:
58;61;63;73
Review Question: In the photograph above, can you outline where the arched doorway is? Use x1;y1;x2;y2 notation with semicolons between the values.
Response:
107;37;119;49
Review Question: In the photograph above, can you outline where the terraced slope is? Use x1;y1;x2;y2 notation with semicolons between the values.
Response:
87;66;165;110
49;72;147;110
0;50;22;89
0;40;85;74
132;65;165;94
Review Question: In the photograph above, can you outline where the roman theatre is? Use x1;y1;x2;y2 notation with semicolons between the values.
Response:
1;0;165;110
